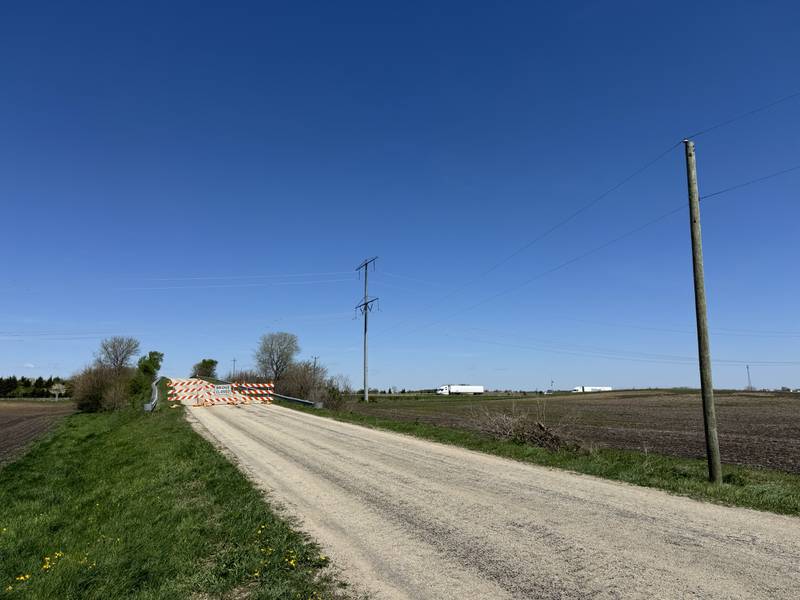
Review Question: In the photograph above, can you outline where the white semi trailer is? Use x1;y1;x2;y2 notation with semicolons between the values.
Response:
436;384;485;395
572;386;613;393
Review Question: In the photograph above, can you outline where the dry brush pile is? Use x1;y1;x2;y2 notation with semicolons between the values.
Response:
471;405;573;452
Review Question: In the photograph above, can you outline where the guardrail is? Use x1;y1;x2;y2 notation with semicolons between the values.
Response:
273;392;319;407
144;376;164;412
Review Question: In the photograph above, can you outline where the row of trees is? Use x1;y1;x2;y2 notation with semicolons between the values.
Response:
0;376;66;398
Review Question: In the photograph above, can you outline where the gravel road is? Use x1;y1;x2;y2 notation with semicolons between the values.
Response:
188;404;800;599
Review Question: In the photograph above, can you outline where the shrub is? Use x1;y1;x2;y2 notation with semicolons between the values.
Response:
278;361;327;402
72;365;138;412
71;366;115;412
322;375;352;411
102;378;131;411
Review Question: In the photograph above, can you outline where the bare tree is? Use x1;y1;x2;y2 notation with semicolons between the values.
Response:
278;360;327;401
225;368;265;383
96;337;140;373
254;332;299;381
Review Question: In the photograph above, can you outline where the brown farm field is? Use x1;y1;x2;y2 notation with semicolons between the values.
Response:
347;389;800;473
0;399;76;466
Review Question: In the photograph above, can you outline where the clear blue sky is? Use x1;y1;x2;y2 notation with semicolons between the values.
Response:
2;1;799;390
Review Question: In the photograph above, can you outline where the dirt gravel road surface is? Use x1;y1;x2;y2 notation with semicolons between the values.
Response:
189;404;800;599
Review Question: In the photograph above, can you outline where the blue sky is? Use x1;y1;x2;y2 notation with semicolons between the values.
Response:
2;1;799;390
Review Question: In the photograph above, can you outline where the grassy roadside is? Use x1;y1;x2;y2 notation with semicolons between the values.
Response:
279;402;800;517
0;404;347;599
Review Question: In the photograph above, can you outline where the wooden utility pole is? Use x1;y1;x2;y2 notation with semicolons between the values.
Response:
683;139;722;484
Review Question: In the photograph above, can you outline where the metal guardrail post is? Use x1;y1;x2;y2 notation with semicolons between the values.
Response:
144;376;163;412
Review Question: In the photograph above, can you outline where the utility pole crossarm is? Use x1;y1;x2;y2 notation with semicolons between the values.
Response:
355;297;379;311
356;256;379;274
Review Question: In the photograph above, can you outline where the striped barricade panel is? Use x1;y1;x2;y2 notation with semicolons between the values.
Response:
166;379;274;407
232;382;274;404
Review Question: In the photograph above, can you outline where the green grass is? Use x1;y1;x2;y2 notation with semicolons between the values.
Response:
280;402;800;517
0;404;346;599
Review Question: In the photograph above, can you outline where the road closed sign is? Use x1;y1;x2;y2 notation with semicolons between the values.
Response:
214;384;232;397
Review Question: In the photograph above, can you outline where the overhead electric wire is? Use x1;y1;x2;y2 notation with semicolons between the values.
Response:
389;163;800;338
120;278;354;291
685;89;800;139
462;325;800;361
397;206;686;336
145;271;353;281
376;141;683;334
698;163;800;201
445;333;800;367
554;318;800;339
376;90;800;335
475;141;683;276
380;271;446;287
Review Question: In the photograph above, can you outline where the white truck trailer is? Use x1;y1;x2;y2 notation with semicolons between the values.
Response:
436;384;485;395
572;386;613;393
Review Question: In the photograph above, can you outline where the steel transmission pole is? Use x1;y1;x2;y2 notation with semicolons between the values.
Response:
363;265;368;403
683;139;722;484
356;257;379;403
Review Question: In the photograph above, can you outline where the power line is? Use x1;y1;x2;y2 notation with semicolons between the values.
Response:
376;141;683;335
476;142;683;276
443;333;800;367
145;271;353;281
551;318;800;339
381;272;445;287
398;206;685;336
685;89;800;139
120;278;354;291
385;162;800;338
376;91;800;336
699;163;800;201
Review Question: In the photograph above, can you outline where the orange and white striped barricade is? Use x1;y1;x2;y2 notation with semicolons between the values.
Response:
166;378;213;406
231;382;274;404
166;378;274;407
